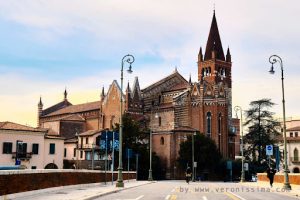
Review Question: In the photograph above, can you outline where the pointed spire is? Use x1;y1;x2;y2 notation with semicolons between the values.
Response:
126;81;131;93
174;66;178;73
189;74;192;85
198;47;203;61
64;88;68;100
204;10;225;61
100;86;105;101
38;96;43;107
226;47;231;62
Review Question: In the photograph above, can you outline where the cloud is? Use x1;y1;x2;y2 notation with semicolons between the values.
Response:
1;0;300;126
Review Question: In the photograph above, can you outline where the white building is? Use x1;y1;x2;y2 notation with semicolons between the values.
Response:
0;121;64;169
285;119;300;173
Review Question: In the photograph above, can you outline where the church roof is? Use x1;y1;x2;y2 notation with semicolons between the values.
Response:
42;99;72;116
0;121;45;132
142;71;188;93
204;11;225;61
43;101;100;117
57;114;86;121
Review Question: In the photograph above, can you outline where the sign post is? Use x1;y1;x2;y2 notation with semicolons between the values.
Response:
266;145;273;167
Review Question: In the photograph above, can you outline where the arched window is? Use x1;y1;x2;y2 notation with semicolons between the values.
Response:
218;113;222;134
206;112;212;137
294;148;299;161
160;137;164;145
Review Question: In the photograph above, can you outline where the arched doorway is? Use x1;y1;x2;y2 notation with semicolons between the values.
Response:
293;167;300;173
45;163;58;169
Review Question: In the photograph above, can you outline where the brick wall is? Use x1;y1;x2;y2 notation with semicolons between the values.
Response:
0;170;136;195
257;173;300;185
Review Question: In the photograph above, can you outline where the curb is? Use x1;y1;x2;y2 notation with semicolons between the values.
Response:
239;182;300;199
84;181;156;200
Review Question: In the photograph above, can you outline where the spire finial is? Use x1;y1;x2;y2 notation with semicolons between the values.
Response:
38;96;43;106
213;3;215;14
174;66;178;73
189;73;192;85
64;87;67;100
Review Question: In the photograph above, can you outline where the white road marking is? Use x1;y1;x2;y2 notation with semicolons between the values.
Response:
135;195;144;200
227;191;247;200
202;196;208;200
165;194;170;200
115;195;144;200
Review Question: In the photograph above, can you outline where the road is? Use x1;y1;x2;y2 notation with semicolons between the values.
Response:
94;181;299;200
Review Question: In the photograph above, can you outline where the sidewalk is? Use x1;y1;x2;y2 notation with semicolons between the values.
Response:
240;181;300;198
0;180;154;200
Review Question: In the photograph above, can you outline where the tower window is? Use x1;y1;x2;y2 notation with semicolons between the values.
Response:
160;137;164;145
206;112;212;137
158;117;162;126
218;113;222;134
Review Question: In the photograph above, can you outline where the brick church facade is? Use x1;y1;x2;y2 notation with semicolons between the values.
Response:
37;12;237;179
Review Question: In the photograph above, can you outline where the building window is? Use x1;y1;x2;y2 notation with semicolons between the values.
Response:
218;113;222;134
86;152;91;160
64;148;67;157
49;143;55;154
295;132;298;137
294;148;299;162
2;142;12;154
86;137;89;144
18;143;27;158
290;132;293;137
160;137;164;145
206;112;212;137
158;117;162;126
73;148;76;157
80;150;83;159
32;143;39;154
81;137;83;146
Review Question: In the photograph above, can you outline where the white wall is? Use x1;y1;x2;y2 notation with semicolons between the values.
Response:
44;138;64;169
0;130;45;169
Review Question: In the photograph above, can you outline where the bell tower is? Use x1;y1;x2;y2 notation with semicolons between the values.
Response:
196;11;233;157
198;11;232;87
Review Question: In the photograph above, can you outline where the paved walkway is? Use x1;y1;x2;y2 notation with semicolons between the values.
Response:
241;181;300;199
1;180;153;200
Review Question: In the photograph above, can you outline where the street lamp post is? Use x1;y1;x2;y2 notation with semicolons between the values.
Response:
116;54;134;188
15;140;23;166
234;106;245;182
92;143;95;170
268;55;291;190
148;109;158;181
192;132;196;182
75;132;79;169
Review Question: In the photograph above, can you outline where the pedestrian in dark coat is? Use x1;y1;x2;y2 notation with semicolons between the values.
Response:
266;166;276;187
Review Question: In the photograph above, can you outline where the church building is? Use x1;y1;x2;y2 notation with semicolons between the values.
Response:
37;11;237;179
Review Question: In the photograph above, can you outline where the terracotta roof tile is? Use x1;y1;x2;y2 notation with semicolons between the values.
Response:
79;130;101;136
287;126;300;131
0;121;45;132
43;101;100;117
42;100;72;116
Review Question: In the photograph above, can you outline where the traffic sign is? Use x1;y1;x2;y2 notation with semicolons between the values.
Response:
266;145;273;156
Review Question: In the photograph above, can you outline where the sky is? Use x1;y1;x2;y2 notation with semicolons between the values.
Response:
0;0;300;127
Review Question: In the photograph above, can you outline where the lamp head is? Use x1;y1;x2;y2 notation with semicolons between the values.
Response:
269;64;275;74
127;64;133;74
155;112;159;118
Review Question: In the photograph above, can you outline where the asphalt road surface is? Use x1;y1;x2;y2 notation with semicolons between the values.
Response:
93;181;299;200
